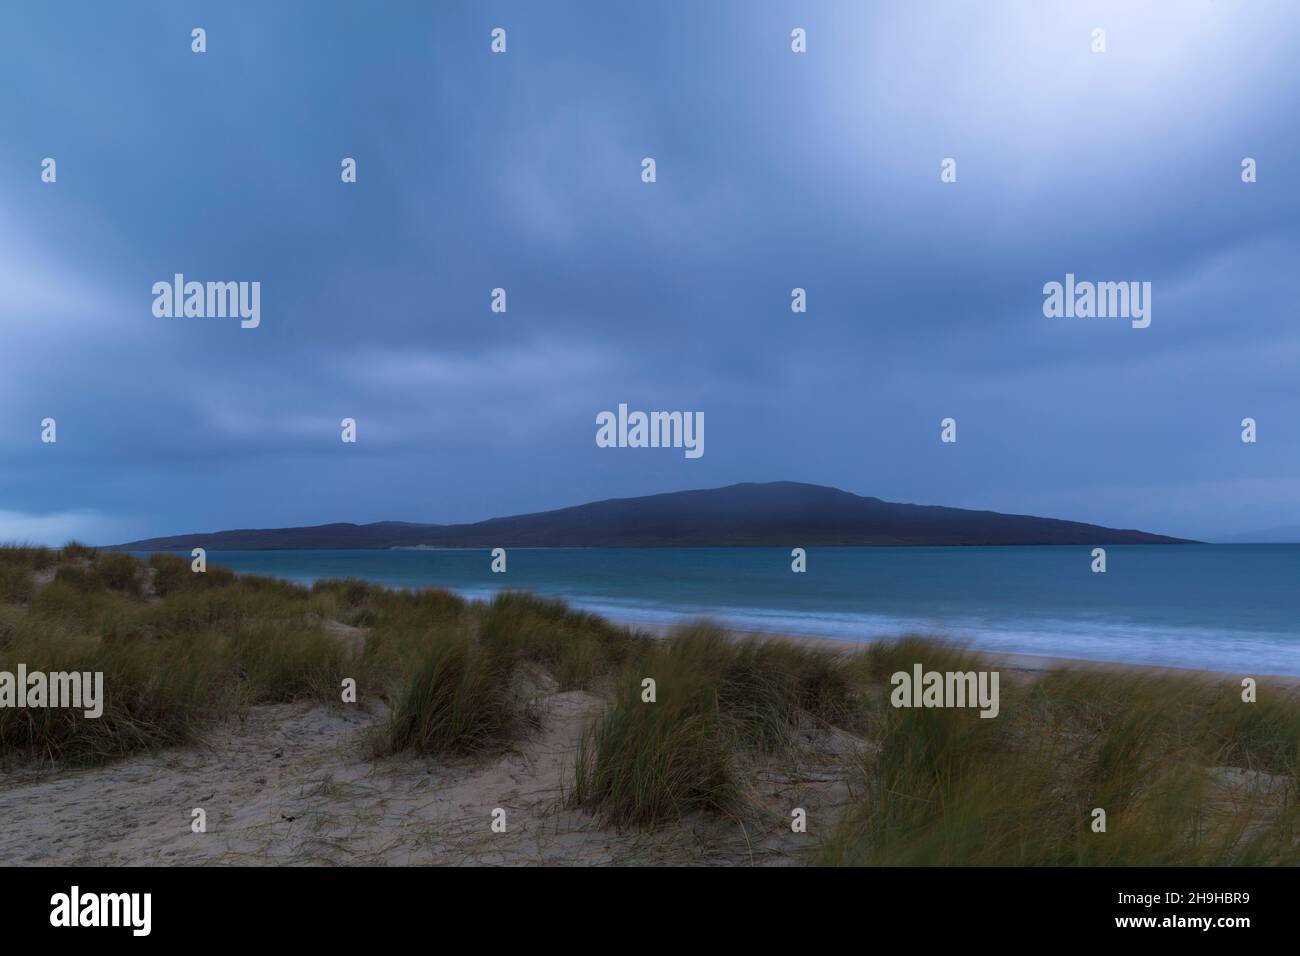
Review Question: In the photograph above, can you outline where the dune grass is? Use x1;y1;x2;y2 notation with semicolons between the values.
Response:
477;591;637;691
571;625;861;827
0;545;354;764
0;565;34;604
1;544;1297;865
380;630;518;755
0;548;647;764
816;639;1300;865
373;590;639;755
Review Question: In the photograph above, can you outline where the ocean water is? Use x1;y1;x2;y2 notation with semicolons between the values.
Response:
167;545;1300;675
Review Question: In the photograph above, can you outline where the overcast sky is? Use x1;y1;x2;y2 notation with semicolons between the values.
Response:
2;1;1298;545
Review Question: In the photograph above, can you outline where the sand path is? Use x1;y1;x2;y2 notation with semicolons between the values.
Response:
0;688;852;865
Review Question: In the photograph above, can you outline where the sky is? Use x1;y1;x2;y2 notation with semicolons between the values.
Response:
2;0;1298;545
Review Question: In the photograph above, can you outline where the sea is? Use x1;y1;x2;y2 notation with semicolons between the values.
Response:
154;545;1300;676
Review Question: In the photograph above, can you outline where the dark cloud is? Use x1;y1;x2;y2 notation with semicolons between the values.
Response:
1;1;1297;543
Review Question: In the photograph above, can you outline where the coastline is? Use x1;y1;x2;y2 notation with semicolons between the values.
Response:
629;620;1300;686
170;544;1300;680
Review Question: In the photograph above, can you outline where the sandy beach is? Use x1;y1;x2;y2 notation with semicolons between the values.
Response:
0;658;857;866
2;616;1294;866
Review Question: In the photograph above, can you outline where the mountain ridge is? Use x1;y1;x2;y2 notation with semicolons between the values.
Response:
109;481;1196;550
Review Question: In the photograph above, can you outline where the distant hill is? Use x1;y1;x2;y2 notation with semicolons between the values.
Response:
110;482;1195;551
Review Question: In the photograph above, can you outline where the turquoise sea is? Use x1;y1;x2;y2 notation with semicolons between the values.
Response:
158;545;1300;675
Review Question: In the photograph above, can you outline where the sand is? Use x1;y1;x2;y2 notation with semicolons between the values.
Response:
3;611;1292;866
0;662;858;866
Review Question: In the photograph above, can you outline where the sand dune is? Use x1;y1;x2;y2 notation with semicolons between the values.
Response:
0;683;859;867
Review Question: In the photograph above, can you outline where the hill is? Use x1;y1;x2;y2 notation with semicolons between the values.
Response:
111;482;1194;550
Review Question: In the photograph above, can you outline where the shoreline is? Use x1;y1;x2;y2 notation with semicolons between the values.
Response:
120;547;1300;681
118;557;1300;683
72;547;1300;682
628;619;1300;686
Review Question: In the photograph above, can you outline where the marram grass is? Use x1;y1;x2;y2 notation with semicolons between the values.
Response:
1;545;1297;865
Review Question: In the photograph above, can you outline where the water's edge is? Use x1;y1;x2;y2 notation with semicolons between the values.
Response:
138;545;1300;676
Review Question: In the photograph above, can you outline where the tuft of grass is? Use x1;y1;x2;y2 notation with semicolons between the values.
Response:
816;651;1300;866
96;551;145;597
311;577;385;627
225;622;349;706
0;549;354;767
573;648;740;828
380;631;517;756
355;586;469;683
478;590;635;691
0;543;56;571
53;564;101;594
0;565;35;604
0;630;213;763
29;580;123;632
148;552;236;596
59;541;98;562
312;577;372;608
572;623;858;829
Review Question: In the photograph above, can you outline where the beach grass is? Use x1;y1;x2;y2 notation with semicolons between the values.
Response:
571;624;862;827
1;545;1297;864
0;545;351;763
817;641;1300;865
380;629;517;755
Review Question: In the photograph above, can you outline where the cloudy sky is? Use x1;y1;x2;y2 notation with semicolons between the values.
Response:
2;1;1298;545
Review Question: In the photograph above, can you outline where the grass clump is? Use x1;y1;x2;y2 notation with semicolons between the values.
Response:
373;590;645;757
381;631;517;756
148;552;236;596
0;547;356;767
0;544;55;572
478;591;634;691
572;631;742;828
0;565;34;604
816;644;1300;866
0;631;214;763
96;551;145;597
225;623;348;708
59;541;97;562
572;623;858;829
53;564;102;594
